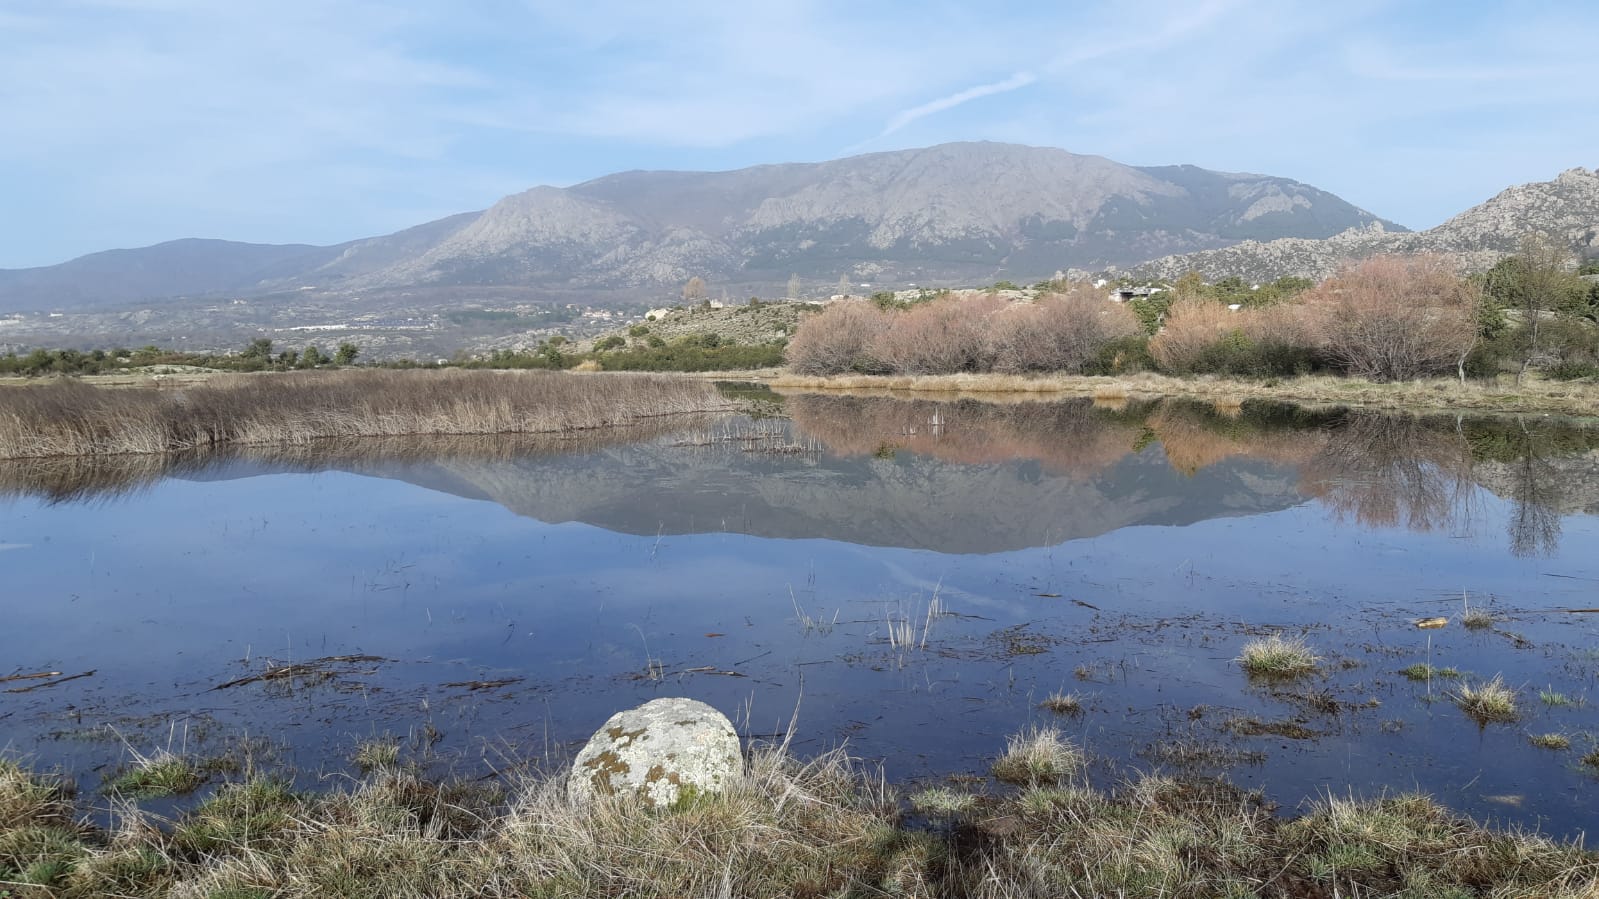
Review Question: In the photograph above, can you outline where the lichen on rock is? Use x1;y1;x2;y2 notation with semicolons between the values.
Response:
567;697;742;808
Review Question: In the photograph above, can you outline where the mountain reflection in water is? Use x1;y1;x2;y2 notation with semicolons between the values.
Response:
2;395;1593;557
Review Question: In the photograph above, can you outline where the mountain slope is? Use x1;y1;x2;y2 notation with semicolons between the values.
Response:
363;142;1396;292
1136;167;1599;281
0;142;1397;311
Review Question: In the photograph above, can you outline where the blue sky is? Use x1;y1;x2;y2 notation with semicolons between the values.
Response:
2;0;1595;269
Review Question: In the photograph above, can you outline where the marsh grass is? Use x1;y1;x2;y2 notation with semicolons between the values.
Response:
1542;688;1576;707
1236;634;1319;679
0;370;729;460
351;738;402;773
910;786;978;817
766;370;1599;417
105;752;203;799
991;727;1085;786
1530;733;1572;750
1399;663;1462;681
1454;676;1520;724
1039;691;1084;716
1;740;1596;898
1463;608;1496;630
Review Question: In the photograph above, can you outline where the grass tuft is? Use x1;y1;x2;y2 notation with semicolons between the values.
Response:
1541;688;1576;707
106;752;203;799
1039;691;1084;716
991;727;1085;786
352;738;402;773
1453;676;1519;724
1399;663;1461;681
1529;733;1571;750
910;787;977;817
1462;608;1496;630
1236;634;1319;678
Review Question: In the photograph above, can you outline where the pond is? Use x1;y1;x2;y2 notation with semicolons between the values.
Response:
2;392;1597;837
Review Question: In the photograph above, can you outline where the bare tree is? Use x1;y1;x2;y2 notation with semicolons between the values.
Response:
1304;255;1479;381
682;276;707;303
786;273;802;300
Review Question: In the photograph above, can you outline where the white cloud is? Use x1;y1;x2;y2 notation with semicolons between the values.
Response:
879;72;1038;138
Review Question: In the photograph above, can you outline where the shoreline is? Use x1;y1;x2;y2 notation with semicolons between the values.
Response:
3;735;1594;897
692;369;1599;418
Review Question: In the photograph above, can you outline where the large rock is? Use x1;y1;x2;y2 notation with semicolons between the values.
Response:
567;698;742;807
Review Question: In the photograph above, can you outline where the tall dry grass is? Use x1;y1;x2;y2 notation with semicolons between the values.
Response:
0;370;729;459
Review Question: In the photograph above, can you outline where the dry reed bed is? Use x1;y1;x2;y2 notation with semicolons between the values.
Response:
0;370;731;459
768;370;1599;416
0;421;713;504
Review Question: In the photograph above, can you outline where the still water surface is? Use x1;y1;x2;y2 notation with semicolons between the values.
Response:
2;394;1597;835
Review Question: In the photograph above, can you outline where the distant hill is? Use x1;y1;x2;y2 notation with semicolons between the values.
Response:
0;143;1393;312
1136;167;1599;282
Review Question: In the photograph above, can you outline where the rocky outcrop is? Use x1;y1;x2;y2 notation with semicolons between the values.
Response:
568;698;742;807
1136;168;1599;281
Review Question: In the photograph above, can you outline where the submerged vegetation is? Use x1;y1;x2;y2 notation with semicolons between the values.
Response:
0;369;728;459
2;736;1596;898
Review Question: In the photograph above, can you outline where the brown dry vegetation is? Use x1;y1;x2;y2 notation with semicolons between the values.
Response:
2;744;1594;898
1304;254;1482;381
0;370;729;460
787;289;1141;378
766;370;1599;416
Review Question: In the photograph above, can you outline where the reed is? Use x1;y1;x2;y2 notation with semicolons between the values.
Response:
0;370;730;459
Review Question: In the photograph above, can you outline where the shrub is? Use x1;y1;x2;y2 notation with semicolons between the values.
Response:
987;289;1141;374
869;295;1005;374
785;301;893;375
1303;255;1480;381
1151;300;1316;377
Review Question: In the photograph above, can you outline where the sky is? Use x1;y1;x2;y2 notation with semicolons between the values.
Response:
2;0;1596;269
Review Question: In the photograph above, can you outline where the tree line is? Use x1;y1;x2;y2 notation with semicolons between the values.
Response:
788;241;1599;383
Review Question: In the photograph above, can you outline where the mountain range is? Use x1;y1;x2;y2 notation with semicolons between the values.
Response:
0;143;1397;312
1136;167;1599;282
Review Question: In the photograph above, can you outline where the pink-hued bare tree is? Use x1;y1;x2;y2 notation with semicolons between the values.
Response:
1303;255;1479;382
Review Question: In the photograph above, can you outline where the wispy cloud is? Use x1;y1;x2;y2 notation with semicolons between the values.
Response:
1;0;1596;266
879;72;1038;137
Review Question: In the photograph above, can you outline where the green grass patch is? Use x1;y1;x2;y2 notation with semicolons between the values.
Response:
105;753;203;799
1541;688;1576;707
1399;663;1462;681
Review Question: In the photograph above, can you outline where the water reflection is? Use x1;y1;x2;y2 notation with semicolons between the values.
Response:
4;392;1599;837
2;395;1594;556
